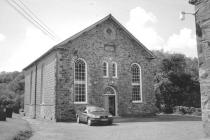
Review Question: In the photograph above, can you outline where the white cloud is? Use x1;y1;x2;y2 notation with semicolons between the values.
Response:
126;7;164;50
5;27;57;71
0;33;6;42
126;7;197;58
164;28;197;58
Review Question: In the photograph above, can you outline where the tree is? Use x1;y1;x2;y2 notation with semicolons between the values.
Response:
154;53;200;113
0;71;24;113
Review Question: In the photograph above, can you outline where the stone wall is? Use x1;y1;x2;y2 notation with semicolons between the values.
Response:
24;65;36;118
55;18;157;121
24;52;57;121
189;0;210;137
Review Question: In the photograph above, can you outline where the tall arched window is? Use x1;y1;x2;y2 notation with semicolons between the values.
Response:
131;63;142;102
112;62;117;78
74;58;87;103
103;61;108;77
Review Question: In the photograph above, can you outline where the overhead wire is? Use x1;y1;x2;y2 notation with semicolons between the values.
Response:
6;0;59;41
16;0;59;40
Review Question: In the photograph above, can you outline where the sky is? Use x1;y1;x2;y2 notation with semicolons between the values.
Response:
0;0;196;72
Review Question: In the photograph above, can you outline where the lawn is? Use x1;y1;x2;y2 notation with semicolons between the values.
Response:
0;114;32;140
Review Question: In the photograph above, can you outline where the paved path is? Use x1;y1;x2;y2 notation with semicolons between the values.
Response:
24;117;207;140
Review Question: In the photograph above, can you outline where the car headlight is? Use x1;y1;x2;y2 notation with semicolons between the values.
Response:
89;114;100;118
108;115;113;117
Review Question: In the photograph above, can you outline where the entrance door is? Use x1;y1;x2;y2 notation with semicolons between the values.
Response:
109;96;115;116
104;86;117;116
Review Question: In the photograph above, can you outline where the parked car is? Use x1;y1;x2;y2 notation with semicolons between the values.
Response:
76;105;113;126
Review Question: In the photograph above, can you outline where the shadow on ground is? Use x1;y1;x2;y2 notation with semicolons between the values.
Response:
114;114;201;123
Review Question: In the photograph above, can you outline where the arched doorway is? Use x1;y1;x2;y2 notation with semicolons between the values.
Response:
104;86;118;116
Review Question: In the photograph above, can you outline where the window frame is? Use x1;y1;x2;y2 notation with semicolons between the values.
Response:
131;63;142;103
74;58;88;104
112;62;117;78
102;61;109;78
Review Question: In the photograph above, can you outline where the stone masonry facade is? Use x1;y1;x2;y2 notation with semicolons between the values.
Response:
24;15;157;122
24;52;56;121
189;0;210;137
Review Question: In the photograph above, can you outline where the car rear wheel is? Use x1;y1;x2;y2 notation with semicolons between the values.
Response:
87;118;92;126
77;116;80;123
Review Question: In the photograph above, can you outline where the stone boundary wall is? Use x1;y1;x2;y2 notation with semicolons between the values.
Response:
189;0;210;137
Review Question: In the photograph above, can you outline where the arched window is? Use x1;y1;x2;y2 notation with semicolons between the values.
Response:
131;63;142;102
112;62;117;78
104;87;115;95
74;59;87;103
103;61;108;77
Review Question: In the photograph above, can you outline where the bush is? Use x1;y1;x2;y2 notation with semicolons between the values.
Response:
160;104;173;114
6;108;13;118
173;106;200;115
0;106;6;121
13;130;32;140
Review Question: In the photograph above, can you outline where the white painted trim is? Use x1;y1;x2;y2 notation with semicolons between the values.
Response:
132;100;143;103
74;102;88;104
131;63;143;103
73;58;88;104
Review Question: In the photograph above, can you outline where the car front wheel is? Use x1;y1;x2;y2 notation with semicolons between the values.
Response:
87;118;92;126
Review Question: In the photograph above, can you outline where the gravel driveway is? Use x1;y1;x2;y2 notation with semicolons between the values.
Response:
25;116;206;140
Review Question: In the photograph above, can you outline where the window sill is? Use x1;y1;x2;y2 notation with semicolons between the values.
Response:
132;100;143;103
103;76;109;78
74;102;88;104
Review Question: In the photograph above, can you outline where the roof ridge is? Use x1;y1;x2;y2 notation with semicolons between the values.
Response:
23;14;155;70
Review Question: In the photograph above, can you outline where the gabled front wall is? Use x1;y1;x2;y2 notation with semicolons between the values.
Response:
55;18;156;121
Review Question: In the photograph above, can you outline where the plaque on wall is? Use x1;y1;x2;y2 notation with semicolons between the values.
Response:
104;43;116;52
104;44;115;52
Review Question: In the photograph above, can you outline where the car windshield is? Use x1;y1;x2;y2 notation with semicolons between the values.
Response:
87;107;105;112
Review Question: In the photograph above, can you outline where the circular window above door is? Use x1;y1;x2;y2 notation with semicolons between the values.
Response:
104;27;116;40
